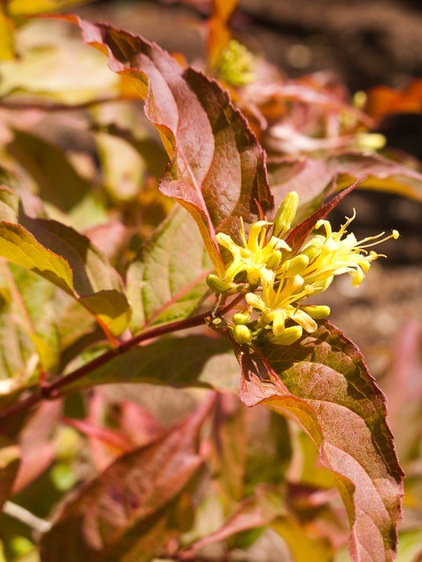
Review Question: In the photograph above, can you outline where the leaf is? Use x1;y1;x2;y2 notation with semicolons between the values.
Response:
209;396;247;506
0;185;19;222
127;206;212;332
364;79;422;123
0;263;60;373
268;151;422;213
183;484;284;555
285;180;359;254
62;15;273;275
228;321;403;562
184;484;333;560
268;156;336;209
329;152;422;202
0;8;15;60
8;0;91;15
0;438;20;511
39;398;213;562
0;203;131;336
0;19;120;104
208;0;240;69
63;334;239;395
12;401;62;494
7;129;107;230
271;515;334;561
0;274;37;391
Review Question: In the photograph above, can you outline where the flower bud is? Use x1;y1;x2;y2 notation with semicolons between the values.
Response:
273;191;299;238
301;305;331;319
232;324;253;344
266;249;282;269
206;274;238;294
233;311;251;325
268;325;303;345
277;254;309;278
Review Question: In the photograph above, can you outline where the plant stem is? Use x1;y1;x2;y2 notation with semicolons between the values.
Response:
0;295;242;421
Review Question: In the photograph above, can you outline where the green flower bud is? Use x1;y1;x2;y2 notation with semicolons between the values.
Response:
232;324;253;344
233;311;251;325
206;274;238;294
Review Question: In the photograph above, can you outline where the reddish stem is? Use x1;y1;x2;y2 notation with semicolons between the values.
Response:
0;295;243;421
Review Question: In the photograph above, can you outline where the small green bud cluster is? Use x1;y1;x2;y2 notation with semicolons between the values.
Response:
217;39;255;87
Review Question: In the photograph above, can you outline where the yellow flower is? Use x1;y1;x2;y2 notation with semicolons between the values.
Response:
298;212;399;290
208;190;399;346
212;219;290;289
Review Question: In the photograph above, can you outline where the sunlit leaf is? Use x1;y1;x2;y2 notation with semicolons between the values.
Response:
0;19;120;104
0;185;19;222
8;129;107;230
0;273;38;390
0;8;15;61
226;321;403;562
127;206;212;332
329;152;422;202
0;199;131;336
63;334;239;395
8;0;91;15
269;151;422;213
268;156;335;209
40;398;213;561
62;15;273;276
0;263;60;372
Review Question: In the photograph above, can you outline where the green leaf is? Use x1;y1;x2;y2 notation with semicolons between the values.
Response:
0;263;60;373
0;185;19;222
0;222;74;293
39;399;213;562
0;276;38;392
127;206;212;332
64;15;273;276
229;321;403;562
0;200;131;336
63;334;239;395
7;130;106;230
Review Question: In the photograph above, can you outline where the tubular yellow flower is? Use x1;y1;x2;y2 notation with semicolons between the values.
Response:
299;212;400;290
209;218;290;291
208;191;399;346
245;274;317;337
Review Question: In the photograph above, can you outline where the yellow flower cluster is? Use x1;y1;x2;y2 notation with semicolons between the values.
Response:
207;192;399;346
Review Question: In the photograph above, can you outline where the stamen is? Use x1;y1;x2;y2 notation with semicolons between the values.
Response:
357;229;400;249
